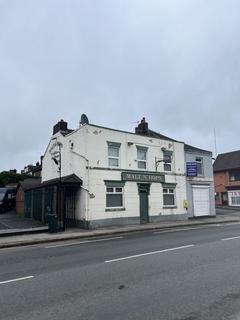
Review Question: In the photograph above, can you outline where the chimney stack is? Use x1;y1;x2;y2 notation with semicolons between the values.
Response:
53;119;68;135
135;117;149;135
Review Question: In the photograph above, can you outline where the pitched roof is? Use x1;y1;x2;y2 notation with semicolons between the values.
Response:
213;150;240;172
147;129;181;142
184;144;212;155
88;124;182;143
82;124;213;153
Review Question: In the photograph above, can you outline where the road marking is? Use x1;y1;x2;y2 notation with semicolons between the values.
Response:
104;244;194;263
154;227;208;234
46;236;123;248
154;225;222;234
221;236;240;241
0;276;34;285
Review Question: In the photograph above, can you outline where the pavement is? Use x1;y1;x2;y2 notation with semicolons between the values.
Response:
0;211;48;237
0;210;44;230
216;207;240;215
216;205;240;211
1;210;240;248
2;223;240;319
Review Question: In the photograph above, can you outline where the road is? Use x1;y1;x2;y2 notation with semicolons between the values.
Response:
2;223;240;319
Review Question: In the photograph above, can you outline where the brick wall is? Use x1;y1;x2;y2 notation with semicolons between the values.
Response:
214;171;228;205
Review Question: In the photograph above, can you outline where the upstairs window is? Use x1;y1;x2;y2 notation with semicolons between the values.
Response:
137;146;148;169
163;151;173;172
196;157;203;176
108;142;121;167
229;170;240;181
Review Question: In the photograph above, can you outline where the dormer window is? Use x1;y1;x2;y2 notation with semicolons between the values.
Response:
108;142;121;167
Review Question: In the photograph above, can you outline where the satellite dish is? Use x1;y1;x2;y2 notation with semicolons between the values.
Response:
80;114;89;125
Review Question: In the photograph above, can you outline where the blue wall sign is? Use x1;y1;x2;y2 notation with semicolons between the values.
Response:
186;162;197;177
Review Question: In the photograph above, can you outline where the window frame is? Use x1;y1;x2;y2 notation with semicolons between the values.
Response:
136;146;148;170
231;195;240;206
107;142;121;168
229;191;240;206
163;151;173;172
105;185;124;209
196;157;204;176
229;170;240;182
163;186;176;207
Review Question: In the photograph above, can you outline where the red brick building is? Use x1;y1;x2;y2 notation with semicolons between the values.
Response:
214;150;240;207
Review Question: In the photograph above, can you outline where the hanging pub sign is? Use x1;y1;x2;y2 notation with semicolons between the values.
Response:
122;171;165;183
186;162;197;177
49;141;63;160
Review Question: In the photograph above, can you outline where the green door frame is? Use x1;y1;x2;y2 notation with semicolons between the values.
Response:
138;183;151;224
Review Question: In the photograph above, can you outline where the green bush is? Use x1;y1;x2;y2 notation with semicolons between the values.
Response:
0;171;35;187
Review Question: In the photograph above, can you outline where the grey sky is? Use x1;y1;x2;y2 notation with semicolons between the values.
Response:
1;0;240;171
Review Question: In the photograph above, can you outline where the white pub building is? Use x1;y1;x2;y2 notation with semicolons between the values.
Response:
42;116;189;228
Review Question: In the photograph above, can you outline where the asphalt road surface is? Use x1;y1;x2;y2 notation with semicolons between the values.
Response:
2;223;240;319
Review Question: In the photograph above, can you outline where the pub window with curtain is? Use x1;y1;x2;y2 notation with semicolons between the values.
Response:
163;187;175;206
106;186;124;208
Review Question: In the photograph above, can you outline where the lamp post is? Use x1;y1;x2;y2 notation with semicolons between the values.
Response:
51;140;64;230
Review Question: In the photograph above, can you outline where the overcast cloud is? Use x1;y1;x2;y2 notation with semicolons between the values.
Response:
0;0;240;171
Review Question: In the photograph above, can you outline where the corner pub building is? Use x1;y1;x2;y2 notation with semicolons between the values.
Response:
41;116;188;228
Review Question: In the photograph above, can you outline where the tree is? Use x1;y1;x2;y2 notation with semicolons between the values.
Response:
0;171;35;187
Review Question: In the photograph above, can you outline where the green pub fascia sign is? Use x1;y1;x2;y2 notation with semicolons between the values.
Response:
122;171;165;183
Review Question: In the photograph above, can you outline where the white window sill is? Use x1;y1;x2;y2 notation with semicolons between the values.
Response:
105;207;126;212
163;205;177;209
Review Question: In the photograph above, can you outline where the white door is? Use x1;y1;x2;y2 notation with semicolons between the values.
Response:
192;186;210;217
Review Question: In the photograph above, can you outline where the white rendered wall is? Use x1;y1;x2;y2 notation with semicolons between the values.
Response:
87;169;186;221
42;124;187;223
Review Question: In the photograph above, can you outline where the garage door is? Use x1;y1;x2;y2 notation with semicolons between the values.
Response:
192;186;210;217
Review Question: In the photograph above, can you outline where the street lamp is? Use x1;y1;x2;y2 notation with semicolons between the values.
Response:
155;157;172;172
51;140;64;230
